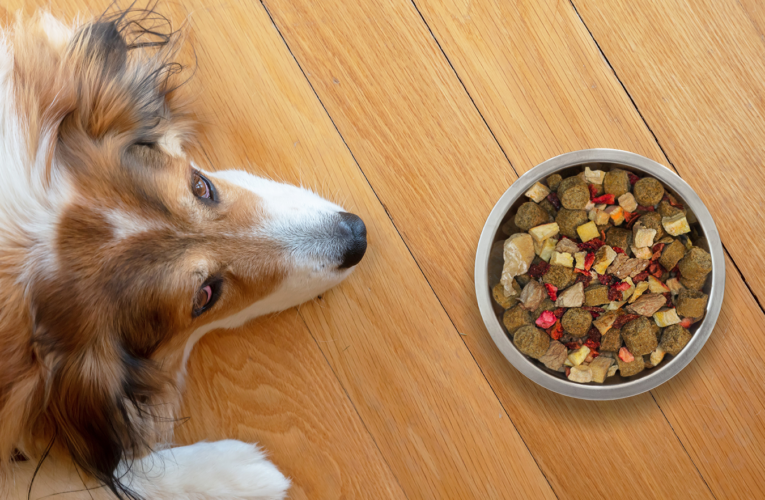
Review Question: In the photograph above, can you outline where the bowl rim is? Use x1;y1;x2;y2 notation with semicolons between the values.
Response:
475;149;725;400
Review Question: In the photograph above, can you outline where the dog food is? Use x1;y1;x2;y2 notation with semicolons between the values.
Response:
492;166;713;383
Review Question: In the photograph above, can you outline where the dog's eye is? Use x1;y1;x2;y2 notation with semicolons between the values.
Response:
193;280;221;317
192;172;215;200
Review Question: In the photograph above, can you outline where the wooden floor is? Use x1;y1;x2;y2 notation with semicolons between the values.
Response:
5;0;765;498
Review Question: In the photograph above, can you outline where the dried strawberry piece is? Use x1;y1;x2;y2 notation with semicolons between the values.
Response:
578;238;605;252
528;262;551;278
600;229;607;241
608;287;623;302
574;267;588;275
614;282;631;292
612;246;625;254
671;265;680;277
648;262;666;278
586;349;600;361
564;341;582;350
618;347;635;362
633;271;649;282
598;274;614;285
575;273;593;288
587;326;602;342
546;192;562;210
662;194;684;209
636;205;655;212
590;312;601;319
544;283;558;301
680;317;695;329
652;243;665;254
624;211;641;226
565;367;571;378
589;184;599;200
553;307;566;318
582;306;605;313
613;314;640;330
628;173;640;185
535;310;557;329
547;320;564;340
592;194;616;205
584;252;595;271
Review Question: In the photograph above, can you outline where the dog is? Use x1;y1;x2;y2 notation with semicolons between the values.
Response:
0;8;366;499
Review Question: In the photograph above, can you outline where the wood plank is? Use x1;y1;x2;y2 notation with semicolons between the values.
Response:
262;0;715;498
573;0;765;302
2;1;406;497
570;1;765;495
169;1;556;499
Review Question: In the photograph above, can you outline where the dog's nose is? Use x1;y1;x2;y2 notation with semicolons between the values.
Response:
337;212;367;269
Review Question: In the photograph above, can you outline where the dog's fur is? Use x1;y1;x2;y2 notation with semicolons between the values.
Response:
0;8;364;499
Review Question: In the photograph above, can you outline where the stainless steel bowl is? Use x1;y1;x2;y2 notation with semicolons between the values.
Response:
475;149;725;400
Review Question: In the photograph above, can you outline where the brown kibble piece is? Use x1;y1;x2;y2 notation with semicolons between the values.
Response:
606;227;633;255
561;308;593;337
556;209;589;239
557;176;591;210
503;305;532;336
513;325;550;359
621;317;658;356
542;265;575;290
603;168;631;197
492;282;520;309
546;174;563;191
658;200;684;218
515;202;553;231
584;285;611;306
678;247;712;281
617;353;645;377
680;275;707;291
676;289;708;318
659;239;686;271
635;212;665;240
660;324;692;356
601;329;623;352
633;178;665;207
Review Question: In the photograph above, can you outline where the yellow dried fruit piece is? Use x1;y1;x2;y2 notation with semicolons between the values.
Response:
654;309;682;327
650;347;666;366
528;222;560;243
567;345;591;367
634;228;657;248
662;213;691;236
631;245;653;260
549;251;574;268
629;281;650;303
605;206;625;226
534;238;558;263
577;221;600;243
584;167;606;185
525;182;551;203
575;251;587;270
591;246;618;275
590;356;614;383
648;275;670;293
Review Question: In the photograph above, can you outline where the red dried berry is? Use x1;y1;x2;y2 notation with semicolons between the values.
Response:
626;214;641;229
652;243;666;254
618;347;634;363
662;292;674;308
662;194;684;209
608;287;623;302
587;326;602;342
589;184;599;200
553;307;566;318
636;205;655;212
613;314;640;330
564;341;582;350
633;271;649;282
547;320;564;340
528;262;551;278
578;239;605;252
565;367;571;378
590;312;601;319
575;273;593;288
589;349;600;360
584;252;595;271
592;194;616;205
628;173;640;185
546;192;562;210
648;262;666;278
680;317;695;329
614;282;631;291
584;338;600;350
544;283;558;301
612;246;625;254
535;310;557;329
598;274;613;285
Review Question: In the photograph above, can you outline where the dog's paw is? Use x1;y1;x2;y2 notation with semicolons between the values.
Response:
132;440;290;500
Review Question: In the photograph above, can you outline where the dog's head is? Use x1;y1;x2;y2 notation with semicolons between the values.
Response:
8;11;365;497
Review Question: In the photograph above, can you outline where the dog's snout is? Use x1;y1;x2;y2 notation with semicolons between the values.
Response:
337;212;367;269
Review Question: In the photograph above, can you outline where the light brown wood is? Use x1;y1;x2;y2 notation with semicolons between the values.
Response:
261;0;715;498
176;1;555;498
573;0;765;302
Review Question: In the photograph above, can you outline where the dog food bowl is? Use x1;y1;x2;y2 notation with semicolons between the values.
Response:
475;149;725;400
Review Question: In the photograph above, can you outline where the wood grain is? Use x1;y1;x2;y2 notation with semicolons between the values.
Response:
573;0;765;303
261;0;715;498
176;1;555;498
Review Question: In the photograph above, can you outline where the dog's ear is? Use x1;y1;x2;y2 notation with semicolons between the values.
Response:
58;12;186;153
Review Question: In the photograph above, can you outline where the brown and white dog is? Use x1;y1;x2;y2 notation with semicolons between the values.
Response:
0;8;366;499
